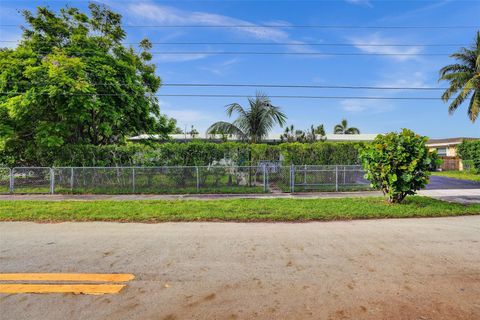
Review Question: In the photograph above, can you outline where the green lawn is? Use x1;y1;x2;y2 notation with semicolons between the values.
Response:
0;197;478;222
432;171;480;182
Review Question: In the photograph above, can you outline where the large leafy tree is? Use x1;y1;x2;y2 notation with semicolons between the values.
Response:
0;4;176;163
333;119;360;134
207;92;286;143
439;31;480;122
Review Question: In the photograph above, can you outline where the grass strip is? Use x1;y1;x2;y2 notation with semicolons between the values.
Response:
0;197;478;222
431;171;480;182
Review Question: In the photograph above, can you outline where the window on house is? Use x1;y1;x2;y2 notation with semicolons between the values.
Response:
436;147;447;156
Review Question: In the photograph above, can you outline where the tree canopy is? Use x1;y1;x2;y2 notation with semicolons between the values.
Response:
0;3;176;164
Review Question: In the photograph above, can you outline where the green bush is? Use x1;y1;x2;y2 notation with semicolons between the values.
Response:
0;140;364;167
359;129;438;203
457;140;480;172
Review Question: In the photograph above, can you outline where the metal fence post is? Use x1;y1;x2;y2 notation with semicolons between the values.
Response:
290;164;295;193
304;164;307;185
196;166;200;192
70;167;74;192
266;164;269;192
262;164;267;192
132;167;136;193
335;165;338;192
9;168;13;194
50;168;55;194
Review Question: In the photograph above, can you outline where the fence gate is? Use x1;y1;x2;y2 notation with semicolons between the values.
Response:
292;165;368;192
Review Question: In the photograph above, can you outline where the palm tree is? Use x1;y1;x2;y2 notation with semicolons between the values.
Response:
334;119;360;134
439;31;480;122
207;92;287;143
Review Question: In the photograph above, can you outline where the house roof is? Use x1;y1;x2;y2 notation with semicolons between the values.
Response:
426;137;479;147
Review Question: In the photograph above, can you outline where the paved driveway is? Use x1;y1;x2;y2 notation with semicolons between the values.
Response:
1;218;479;320
427;175;480;189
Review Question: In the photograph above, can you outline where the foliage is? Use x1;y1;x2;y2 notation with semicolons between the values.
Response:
1;140;364;167
439;31;480;122
0;4;176;164
207;92;287;143
279;142;363;165
359;129;438;203
457;139;480;171
280;124;325;142
334;119;360;134
185;125;199;138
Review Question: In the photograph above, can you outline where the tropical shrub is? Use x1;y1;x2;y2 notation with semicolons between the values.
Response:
457;140;480;172
359;129;438;203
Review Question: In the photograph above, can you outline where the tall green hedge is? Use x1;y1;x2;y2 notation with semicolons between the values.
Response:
457;140;480;171
0;141;364;167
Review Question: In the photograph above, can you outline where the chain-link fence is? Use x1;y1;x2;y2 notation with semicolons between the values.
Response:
0;168;10;194
293;165;370;192
0;165;370;194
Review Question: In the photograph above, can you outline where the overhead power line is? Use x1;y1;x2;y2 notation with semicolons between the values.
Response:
25;51;451;56
2;81;447;90
0;40;468;47
162;83;446;90
3;24;477;29
148;51;447;56
0;92;442;100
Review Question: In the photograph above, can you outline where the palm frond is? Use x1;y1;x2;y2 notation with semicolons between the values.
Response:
207;121;246;140
334;124;344;134
345;127;360;134
447;89;472;114
439;64;472;78
225;103;246;118
468;90;479;122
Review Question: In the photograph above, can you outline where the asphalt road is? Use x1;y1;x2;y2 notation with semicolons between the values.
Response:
427;175;480;189
1;218;479;320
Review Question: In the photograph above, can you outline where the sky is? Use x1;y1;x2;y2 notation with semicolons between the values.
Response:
1;0;479;138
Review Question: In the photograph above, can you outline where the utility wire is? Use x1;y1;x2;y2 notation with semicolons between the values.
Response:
2;24;477;29
162;84;446;90
21;51;452;56
0;92;442;100
0;40;468;47
2;81;447;90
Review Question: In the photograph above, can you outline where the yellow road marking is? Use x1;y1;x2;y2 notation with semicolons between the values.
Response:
0;284;126;295
0;273;134;282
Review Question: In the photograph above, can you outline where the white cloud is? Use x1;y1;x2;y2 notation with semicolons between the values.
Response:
374;71;430;92
341;99;394;113
349;33;422;61
163;109;213;123
153;53;211;63
198;58;240;75
125;2;321;58
345;0;373;7
127;3;290;42
160;100;213;124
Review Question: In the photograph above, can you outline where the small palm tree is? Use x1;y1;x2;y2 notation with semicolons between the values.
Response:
439;31;480;122
334;119;360;134
207;92;287;143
